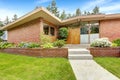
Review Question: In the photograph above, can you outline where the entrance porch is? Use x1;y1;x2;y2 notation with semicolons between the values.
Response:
66;21;99;44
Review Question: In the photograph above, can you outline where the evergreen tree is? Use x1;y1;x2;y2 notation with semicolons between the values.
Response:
35;6;39;9
12;14;18;21
46;5;51;11
4;16;10;25
67;13;72;19
46;0;59;17
92;6;99;14
87;11;91;15
84;11;87;15
0;20;4;39
60;10;67;20
72;14;76;17
0;30;4;41
0;30;4;37
76;8;81;16
0;21;4;27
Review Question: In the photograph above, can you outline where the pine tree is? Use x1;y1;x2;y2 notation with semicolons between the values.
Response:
46;5;51;11
12;14;18;21
46;0;59;17
84;11;87;15
0;21;4;27
0;30;4;37
67;13;72;19
60;10;67;20
35;6;39;9
93;6;99;14
87;11;91;15
0;20;4;38
72;14;76;17
4;16;10;25
76;8;81;16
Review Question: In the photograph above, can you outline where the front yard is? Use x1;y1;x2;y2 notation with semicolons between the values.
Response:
0;53;76;80
94;57;120;78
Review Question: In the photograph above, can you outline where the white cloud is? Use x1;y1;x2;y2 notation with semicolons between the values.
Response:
0;8;22;21
80;0;120;14
81;0;112;11
0;9;13;21
36;0;52;4
100;3;120;14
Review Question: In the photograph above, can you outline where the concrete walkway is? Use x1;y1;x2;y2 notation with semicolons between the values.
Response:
69;60;120;80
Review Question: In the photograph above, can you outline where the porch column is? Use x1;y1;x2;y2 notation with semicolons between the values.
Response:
39;18;44;34
88;22;91;44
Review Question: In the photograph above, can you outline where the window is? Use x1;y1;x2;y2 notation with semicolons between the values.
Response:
43;25;55;36
44;26;49;35
50;27;55;36
90;23;99;33
80;22;99;34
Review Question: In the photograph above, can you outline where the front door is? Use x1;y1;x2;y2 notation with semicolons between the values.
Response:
67;27;80;44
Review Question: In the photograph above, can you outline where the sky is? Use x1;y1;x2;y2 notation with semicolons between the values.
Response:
1;0;120;21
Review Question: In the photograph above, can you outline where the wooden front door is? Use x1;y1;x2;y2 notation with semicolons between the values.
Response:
67;27;80;44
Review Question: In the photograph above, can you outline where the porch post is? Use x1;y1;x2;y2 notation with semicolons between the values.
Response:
88;22;91;44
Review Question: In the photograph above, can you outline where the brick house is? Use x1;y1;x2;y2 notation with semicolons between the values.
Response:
0;7;120;44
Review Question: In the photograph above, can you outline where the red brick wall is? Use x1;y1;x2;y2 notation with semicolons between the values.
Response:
88;47;120;57
0;48;68;58
100;19;120;41
7;18;58;44
8;19;41;44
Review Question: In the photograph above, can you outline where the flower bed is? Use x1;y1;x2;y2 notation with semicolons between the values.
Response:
88;47;120;57
0;48;68;58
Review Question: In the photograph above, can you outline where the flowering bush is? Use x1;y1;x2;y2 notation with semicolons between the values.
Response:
90;38;112;47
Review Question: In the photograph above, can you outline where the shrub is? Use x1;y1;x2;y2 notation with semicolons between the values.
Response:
112;39;120;46
0;42;14;49
40;33;51;45
53;40;65;48
42;43;53;49
111;43;118;47
18;42;40;48
90;38;112;47
0;38;3;42
59;27;68;40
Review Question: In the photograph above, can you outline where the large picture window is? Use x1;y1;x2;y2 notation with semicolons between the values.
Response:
43;25;55;36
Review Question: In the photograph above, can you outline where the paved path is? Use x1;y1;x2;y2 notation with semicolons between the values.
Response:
69;60;120;80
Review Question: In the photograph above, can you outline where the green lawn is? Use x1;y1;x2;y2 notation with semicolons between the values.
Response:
0;53;76;80
94;57;120;78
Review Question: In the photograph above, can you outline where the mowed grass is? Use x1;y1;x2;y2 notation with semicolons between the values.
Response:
0;53;76;80
94;57;120;78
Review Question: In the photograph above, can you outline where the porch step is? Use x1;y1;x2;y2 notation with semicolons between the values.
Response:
65;44;90;48
68;49;93;60
69;49;90;54
69;54;93;60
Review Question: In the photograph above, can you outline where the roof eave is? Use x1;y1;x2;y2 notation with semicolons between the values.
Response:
0;7;61;30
